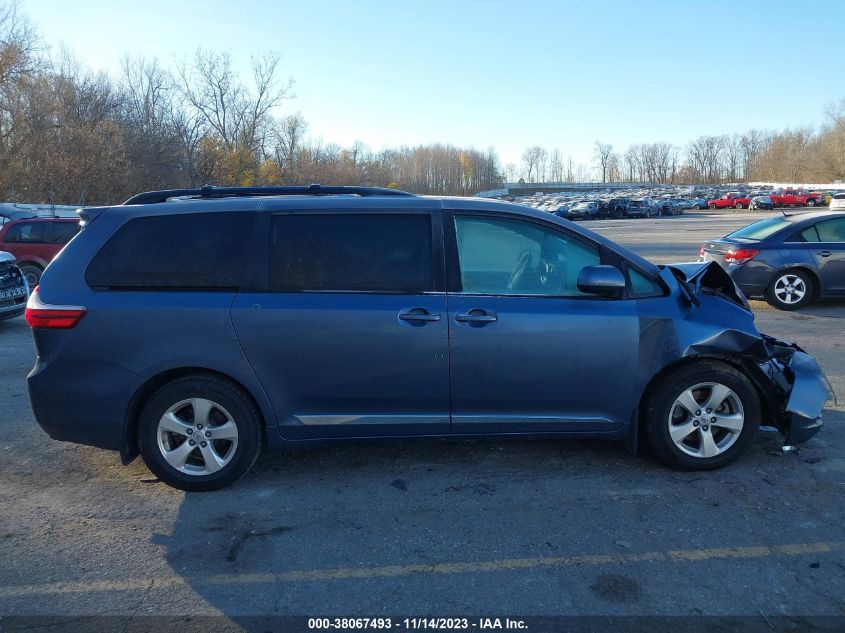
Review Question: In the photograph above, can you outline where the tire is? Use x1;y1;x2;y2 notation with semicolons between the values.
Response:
735;203;744;209
806;199;816;207
18;264;42;288
765;269;813;311
138;374;262;491
708;203;717;210
644;360;761;471
692;204;701;210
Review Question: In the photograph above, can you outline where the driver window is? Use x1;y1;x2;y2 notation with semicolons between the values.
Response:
454;215;600;296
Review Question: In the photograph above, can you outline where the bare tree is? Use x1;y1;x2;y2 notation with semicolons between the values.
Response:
593;141;613;183
521;146;546;182
179;49;293;150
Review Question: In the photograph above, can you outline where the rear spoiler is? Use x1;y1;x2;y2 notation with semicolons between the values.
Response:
76;206;111;228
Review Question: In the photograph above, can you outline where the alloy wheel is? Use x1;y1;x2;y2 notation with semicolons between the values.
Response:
773;274;807;305
667;382;744;458
156;398;239;475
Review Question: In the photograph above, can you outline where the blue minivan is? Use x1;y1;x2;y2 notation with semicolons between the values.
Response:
26;186;831;490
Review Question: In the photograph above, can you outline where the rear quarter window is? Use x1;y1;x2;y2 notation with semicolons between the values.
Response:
86;212;254;289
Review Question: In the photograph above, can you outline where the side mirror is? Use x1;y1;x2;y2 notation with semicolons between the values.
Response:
577;265;626;298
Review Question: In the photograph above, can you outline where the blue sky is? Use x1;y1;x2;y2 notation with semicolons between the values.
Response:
22;0;845;168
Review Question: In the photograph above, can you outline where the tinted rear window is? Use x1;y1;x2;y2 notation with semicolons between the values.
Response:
270;214;433;292
726;217;793;241
86;212;254;289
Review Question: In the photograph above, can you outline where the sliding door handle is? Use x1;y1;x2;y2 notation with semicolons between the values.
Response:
455;309;498;324
398;309;441;323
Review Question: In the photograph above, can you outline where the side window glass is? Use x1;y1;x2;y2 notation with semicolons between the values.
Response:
815;219;845;243
51;222;80;244
5;222;46;243
454;215;600;296
799;226;819;242
86;213;254;289
629;268;661;296
270;214;433;293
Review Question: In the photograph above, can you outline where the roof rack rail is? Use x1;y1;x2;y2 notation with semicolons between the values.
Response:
123;183;415;205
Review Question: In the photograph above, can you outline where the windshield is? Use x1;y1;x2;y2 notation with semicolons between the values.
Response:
726;217;793;241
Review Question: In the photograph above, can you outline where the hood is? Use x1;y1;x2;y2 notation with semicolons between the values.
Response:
662;261;750;311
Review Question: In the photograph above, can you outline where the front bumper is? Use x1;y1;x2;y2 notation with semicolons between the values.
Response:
759;337;833;446
0;287;28;320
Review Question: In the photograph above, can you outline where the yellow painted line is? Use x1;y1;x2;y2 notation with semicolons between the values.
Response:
0;541;842;598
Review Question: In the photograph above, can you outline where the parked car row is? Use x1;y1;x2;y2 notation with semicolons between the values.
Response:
510;184;843;221
707;189;824;210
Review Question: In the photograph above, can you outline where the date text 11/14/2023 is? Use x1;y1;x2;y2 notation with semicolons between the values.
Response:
307;617;528;630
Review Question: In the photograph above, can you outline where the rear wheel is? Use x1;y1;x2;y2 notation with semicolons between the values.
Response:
735;202;744;209
806;199;816;207
766;269;813;311
18;264;42;288
708;203;717;210
138;374;262;491
644;361;760;470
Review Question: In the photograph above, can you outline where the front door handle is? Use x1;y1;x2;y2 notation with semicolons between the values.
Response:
455;309;498;324
398;308;441;323
818;250;831;257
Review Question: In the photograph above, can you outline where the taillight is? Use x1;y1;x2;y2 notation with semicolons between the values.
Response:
723;248;759;264
25;287;87;329
699;244;705;257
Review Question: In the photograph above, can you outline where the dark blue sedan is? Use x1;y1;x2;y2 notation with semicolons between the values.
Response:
700;211;845;310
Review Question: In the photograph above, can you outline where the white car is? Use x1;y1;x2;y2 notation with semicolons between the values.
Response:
830;193;845;210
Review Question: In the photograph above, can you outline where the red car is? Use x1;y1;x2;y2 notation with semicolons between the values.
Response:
769;189;821;208
0;217;80;287
707;193;752;209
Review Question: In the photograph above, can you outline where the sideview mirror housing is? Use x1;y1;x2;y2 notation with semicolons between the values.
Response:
577;265;626;298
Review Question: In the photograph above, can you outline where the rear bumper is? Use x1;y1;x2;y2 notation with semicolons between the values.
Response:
726;264;771;298
28;358;141;451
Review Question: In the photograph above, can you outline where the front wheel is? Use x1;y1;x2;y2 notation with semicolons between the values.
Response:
692;203;701;210
138;374;262;491
644;361;761;470
766;269;813;311
18;264;42;288
806;199;816;207
708;203;717;209
735;202;744;209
